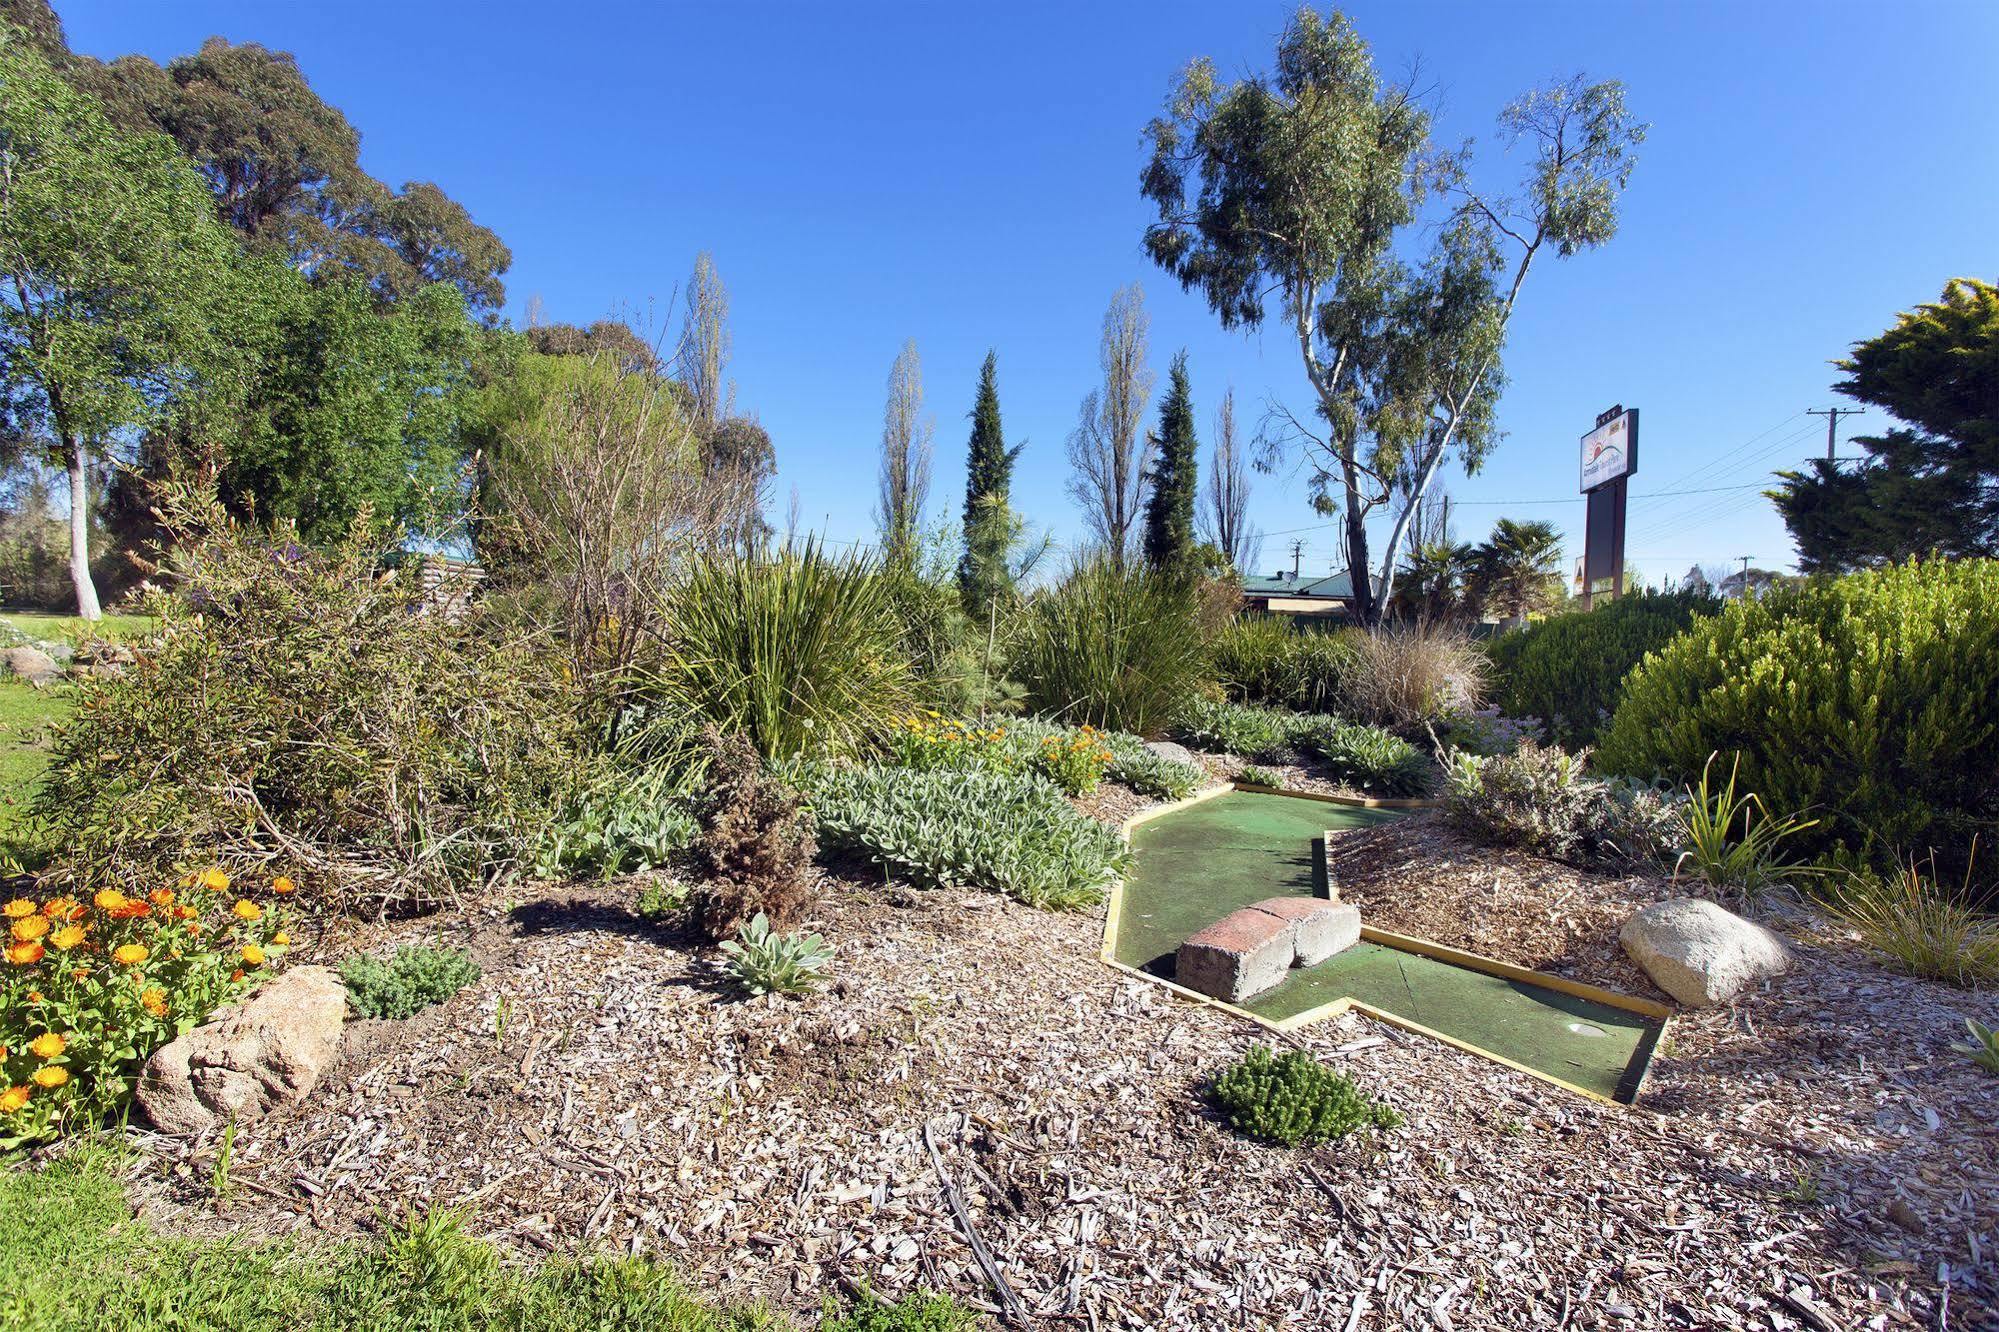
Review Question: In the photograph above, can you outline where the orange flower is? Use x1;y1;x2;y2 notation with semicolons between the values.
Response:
11;915;48;943
3;898;35;918
198;867;230;892
49;925;85;951
92;889;129;912
140;987;167;1018
26;990;42;1003
148;888;175;907
271;931;290;947
271;876;296;895
174;905;196;920
229;968;245;982
231;899;262;923
27;1032;64;1059
186;921;203;936
30;1066;67;1089
108;901;151;920
6;941;44;966
41;896;81;921
0;1086;29;1114
113;943;149;966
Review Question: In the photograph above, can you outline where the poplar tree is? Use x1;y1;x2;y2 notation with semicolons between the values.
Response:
957;351;1021;618
1142;352;1198;574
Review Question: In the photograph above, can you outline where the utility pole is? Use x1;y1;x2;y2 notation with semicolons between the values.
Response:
1807;407;1864;462
1737;554;1753;601
1288;538;1305;578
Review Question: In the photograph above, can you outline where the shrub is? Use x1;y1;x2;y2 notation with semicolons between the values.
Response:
1237;765;1284;788
1028;726;1114;796
0;864;285;1145
821;1291;979;1332
1210;1046;1400;1147
1011;558;1209;735
1436;707;1542;756
688;731;818;941
34;490;585;910
1343;623;1488;730
1101;738;1202;800
1598;561;1999;891
1824;861;1999;986
340;944;481;1021
718;912;833;997
534;767;698;881
1443;742;1682;868
1293;718;1433;797
644;541;915;761
1486;590;1717;748
1210;617;1360;712
1673;753;1821;898
795;764;1129;910
1173;698;1292;760
1953;1019;1999;1075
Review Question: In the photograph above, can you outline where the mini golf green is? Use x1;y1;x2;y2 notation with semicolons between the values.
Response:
1117;790;1665;1102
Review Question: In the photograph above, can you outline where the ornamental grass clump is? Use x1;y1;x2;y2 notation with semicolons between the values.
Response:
339;944;481;1021
1210;1046;1400;1147
0;864;286;1145
1824;858;1999;987
1672;753;1820;898
1011;557;1209;735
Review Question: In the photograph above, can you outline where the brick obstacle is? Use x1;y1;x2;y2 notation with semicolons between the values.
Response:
1176;896;1361;1004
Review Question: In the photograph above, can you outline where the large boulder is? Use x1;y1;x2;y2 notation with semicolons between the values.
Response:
1619;898;1791;1007
1145;739;1199;768
2;646;59;685
136;966;347;1133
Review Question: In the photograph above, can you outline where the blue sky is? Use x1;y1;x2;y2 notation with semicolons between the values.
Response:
58;1;1999;584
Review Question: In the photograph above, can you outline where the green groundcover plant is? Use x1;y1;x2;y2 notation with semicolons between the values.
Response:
1598;560;1999;891
719;913;834;997
791;763;1130;910
1210;1046;1401;1147
340;945;482;1021
1174;700;1431;796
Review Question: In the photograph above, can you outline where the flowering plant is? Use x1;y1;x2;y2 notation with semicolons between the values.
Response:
0;864;287;1145
1028;726;1113;797
884;712;1015;774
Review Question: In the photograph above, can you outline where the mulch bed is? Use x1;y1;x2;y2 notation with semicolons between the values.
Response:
117;788;1998;1330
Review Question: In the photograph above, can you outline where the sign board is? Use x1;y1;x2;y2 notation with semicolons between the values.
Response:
1579;406;1639;493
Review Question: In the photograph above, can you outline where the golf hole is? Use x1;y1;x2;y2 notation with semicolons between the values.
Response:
1567;1021;1608;1038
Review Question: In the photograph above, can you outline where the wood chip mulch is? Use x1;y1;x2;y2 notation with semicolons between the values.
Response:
117;789;1997;1331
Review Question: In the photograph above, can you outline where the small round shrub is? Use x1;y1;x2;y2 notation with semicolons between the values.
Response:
340;945;481;1021
1598;561;1999;887
1485;590;1716;748
1210;1045;1400;1146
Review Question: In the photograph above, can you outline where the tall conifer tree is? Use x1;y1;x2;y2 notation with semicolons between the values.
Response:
958;351;1021;617
1143;352;1199;573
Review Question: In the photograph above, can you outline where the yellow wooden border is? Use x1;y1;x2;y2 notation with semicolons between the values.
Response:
1104;785;1670;1107
1230;780;1437;811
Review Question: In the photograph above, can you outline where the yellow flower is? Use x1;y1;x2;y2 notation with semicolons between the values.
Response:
232;899;262;922
271;931;290;947
27;1032;63;1059
30;1066;67;1089
49;925;85;951
140;987;168;1018
199;867;230;892
92;889;129;912
0;1086;29;1114
271;876;296;895
6;940;44;966
11;915;48;943
113;943;149;966
240;944;266;967
2;898;35;918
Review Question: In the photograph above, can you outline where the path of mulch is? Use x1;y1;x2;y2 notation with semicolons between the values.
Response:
120;789;1997;1330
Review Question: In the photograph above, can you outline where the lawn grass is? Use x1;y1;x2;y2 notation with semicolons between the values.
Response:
0;611;155;647
0;680;66;860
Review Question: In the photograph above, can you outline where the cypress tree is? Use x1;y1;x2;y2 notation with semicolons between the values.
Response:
957;351;1021;618
1143;351;1199;573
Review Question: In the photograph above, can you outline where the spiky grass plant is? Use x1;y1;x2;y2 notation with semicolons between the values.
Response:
645;541;915;760
1826;856;1999;987
1673;752;1820;898
1012;558;1209;736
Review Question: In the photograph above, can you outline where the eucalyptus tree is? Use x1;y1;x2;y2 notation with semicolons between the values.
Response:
0;40;240;617
876;339;934;560
1141;8;1641;623
1066;284;1154;567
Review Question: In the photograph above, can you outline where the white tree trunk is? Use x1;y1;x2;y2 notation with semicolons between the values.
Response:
66;436;101;621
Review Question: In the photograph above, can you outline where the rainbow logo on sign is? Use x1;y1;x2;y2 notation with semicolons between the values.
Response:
1580;408;1638;492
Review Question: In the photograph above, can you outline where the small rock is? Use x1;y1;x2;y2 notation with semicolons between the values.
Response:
136;966;347;1133
2;646;59;685
1618;898;1790;1007
1144;739;1198;768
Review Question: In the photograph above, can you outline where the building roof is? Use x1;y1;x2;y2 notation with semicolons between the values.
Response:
1240;571;1359;600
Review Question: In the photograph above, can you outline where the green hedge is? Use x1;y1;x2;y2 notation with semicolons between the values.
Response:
1485;591;1716;747
1209;617;1359;713
1598;561;1999;883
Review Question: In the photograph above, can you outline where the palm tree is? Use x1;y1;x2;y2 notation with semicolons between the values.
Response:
1391;540;1477;623
1471;519;1564;630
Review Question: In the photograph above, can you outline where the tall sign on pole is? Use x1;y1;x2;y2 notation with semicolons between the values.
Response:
1579;405;1638;610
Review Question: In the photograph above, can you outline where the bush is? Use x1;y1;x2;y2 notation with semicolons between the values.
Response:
534;766;698;881
1599;561;1999;891
821;1291;979;1332
1101;738;1203;800
1011;558;1209;735
34;491;585;910
689;731;818;941
0;864;286;1145
644;541;915;761
1442;742;1682;868
1824;861;1999;987
1436;707;1542;756
1343;623;1488;730
886;713;1202;802
1237;764;1284;788
1210;1046;1400;1147
1173;698;1293;760
1293;717;1433;797
1486;590;1716;747
1027;726;1114;796
795;764;1129;910
1210;617;1359;713
885;712;1018;773
340;944;481;1021
718;912;833;997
